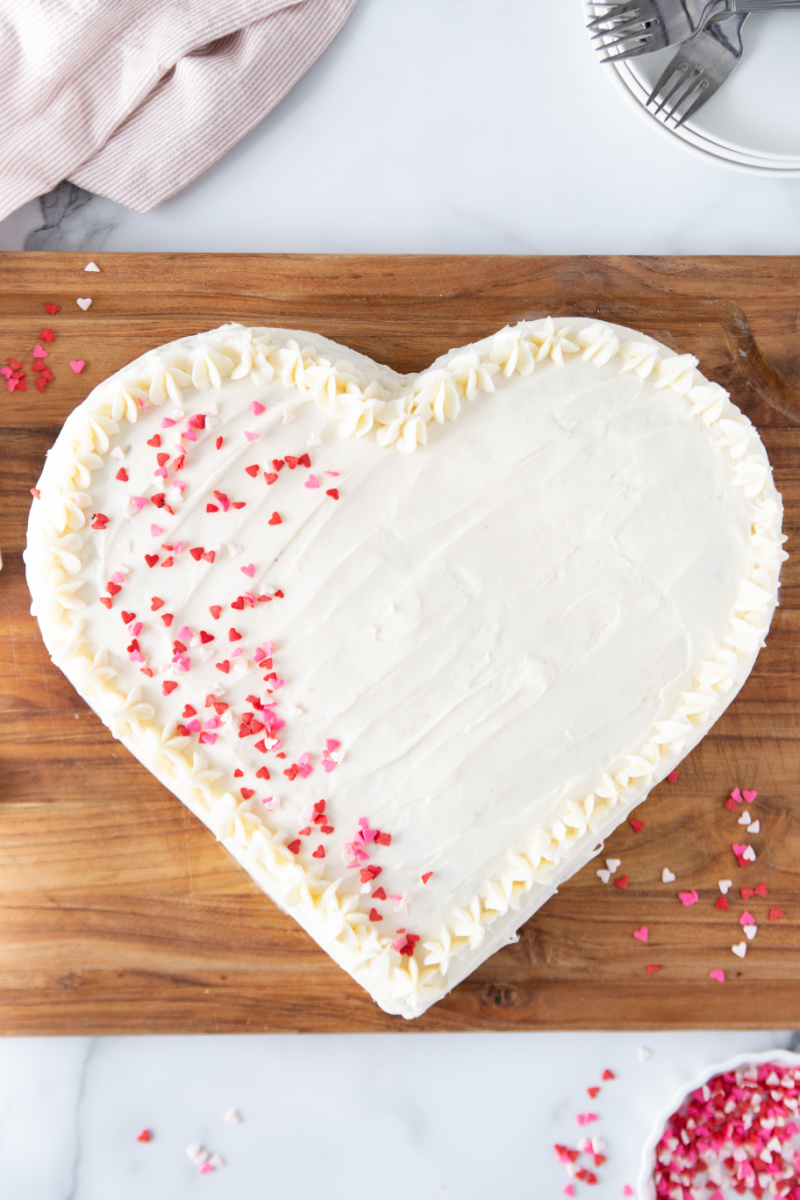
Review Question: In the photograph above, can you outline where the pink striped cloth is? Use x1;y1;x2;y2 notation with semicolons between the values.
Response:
0;0;357;219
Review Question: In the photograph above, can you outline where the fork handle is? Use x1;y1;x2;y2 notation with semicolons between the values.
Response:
728;0;800;8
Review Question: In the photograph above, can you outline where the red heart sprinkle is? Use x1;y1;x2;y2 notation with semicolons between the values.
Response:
647;964;663;974
375;831;392;846
245;464;259;477
723;798;739;811
161;614;173;627
216;661;230;674
145;554;159;567
770;907;784;921
189;547;204;561
715;896;729;910
369;907;382;920
256;767;270;780
151;493;165;508
754;881;768;897
240;788;254;799
326;488;340;500
209;605;222;619
201;550;215;563
229;628;241;641
215;436;223;449
162;681;177;695
741;887;753;901
268;512;282;525
150;597;164;610
40;328;55;342
146;434;161;447
44;303;60;315
115;468;128;481
312;845;326;859
421;872;433;884
272;459;285;471
285;456;299;469
298;453;311;468
199;631;214;644
206;504;219;513
106;581;121;595
230;597;244;610
587;1086;601;1098
182;706;196;718
99;596;112;608
372;887;387;900
156;452;169;467
264;472;278;485
614;875;629;890
287;840;301;854
136;1129;151;1143
666;768;678;783
601;1069;615;1081
121;611;135;624
629;818;644;833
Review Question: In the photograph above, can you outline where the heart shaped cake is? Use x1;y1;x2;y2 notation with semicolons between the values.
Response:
25;317;785;1018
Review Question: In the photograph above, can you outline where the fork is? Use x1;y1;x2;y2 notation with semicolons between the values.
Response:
646;12;748;127
588;0;800;63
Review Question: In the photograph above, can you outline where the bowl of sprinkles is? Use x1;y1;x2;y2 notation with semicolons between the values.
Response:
638;1050;800;1199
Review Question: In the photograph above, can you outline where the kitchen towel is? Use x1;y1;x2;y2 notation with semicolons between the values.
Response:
0;0;358;219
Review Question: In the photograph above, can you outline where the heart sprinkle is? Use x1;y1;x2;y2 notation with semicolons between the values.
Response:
76;297;92;310
678;889;699;908
69;360;85;374
666;768;679;783
84;261;100;271
646;964;662;974
606;859;621;873
613;875;628;890
633;926;648;942
718;880;732;894
661;868;675;883
596;869;611;884
708;968;725;983
629;818;644;833
770;907;784;921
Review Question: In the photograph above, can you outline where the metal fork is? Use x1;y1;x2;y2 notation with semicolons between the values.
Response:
646;12;748;127
588;0;800;63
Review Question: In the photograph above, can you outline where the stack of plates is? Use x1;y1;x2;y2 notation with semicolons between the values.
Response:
587;9;800;175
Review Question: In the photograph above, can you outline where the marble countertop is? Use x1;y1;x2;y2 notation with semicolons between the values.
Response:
1;2;798;1196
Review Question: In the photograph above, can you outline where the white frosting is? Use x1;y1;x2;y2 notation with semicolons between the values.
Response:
24;318;786;1018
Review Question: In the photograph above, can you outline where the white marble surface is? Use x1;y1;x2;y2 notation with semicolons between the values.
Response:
0;1031;796;1199
1;0;800;255
1;2;799;1196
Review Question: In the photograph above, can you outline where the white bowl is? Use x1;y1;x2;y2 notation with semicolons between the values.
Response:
637;1047;800;1199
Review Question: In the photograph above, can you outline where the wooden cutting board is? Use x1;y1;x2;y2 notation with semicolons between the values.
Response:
1;253;799;1034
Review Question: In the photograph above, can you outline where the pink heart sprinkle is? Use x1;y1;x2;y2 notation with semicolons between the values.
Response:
32;345;47;358
241;563;255;577
708;968;725;983
177;625;192;640
730;787;743;803
633;927;648;942
623;1188;635;1198
110;572;124;585
244;430;259;442
199;1162;214;1175
743;789;757;803
69;360;85;374
150;525;163;537
679;890;699;907
305;474;319;489
252;401;265;415
199;732;217;745
563;1187;575;1199
153;466;168;478
740;910;754;926
322;760;336;773
131;622;142;636
132;497;148;512
161;418;176;427
326;738;341;751
0;366;12;379
732;844;747;857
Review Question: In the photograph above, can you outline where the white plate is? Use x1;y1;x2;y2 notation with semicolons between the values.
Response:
637;1047;800;1198
585;7;800;175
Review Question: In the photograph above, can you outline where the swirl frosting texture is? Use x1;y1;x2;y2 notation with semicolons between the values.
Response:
25;317;786;1017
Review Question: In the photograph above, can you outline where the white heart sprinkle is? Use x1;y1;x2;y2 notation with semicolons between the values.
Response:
198;647;215;662
744;924;757;940
606;858;621;873
748;820;760;834
738;811;752;825
286;704;304;718
596;869;611;884
84;261;100;272
110;447;126;460
637;1045;652;1062
209;1154;225;1168
205;415;219;430
662;868;676;883
732;942;747;958
718;880;733;894
235;760;252;772
223;1108;241;1125
203;401;218;416
742;845;757;862
76;297;92;310
577;1137;590;1153
591;1137;605;1153
307;432;323;447
227;545;243;557
281;409;295;424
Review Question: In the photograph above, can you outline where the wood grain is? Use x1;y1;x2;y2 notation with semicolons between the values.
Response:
1;253;799;1033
